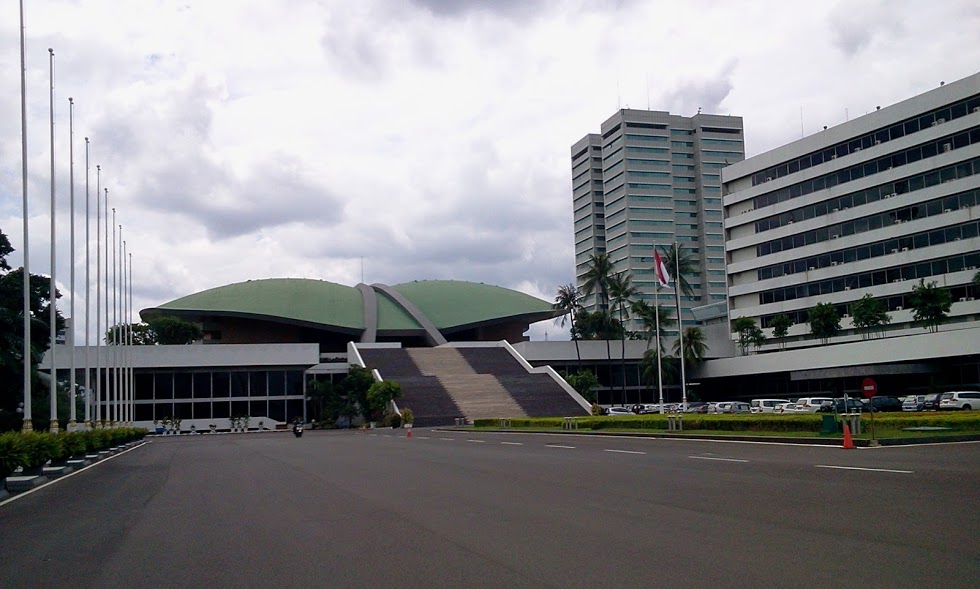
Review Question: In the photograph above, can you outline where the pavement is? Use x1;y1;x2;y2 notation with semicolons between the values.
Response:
1;429;978;589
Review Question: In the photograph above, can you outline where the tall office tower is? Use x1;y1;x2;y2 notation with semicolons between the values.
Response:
723;73;980;343
572;109;744;333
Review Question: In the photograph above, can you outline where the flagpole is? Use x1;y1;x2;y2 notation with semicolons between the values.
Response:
83;138;91;428
19;0;33;432
128;250;134;424
674;242;687;411
655;279;663;414
94;167;101;426
68;97;77;431
48;47;58;434
103;187;109;426
121;238;127;425
111;212;117;426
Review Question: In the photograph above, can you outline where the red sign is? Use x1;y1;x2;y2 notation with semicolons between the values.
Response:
861;378;878;398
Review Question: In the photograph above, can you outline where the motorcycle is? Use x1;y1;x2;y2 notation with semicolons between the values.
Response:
293;423;304;438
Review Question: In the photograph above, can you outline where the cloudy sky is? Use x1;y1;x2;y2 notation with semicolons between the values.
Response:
1;0;979;343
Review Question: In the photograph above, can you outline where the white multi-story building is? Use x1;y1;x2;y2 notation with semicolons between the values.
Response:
707;72;980;398
572;109;743;334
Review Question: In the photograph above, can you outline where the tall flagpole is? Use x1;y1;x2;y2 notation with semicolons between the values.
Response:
83;138;91;427
19;0;32;432
95;167;102;426
116;224;122;425
68;97;77;431
104;190;110;426
122;238;128;424
655;279;663;414
128;250;134;424
674;242;687;411
111;210;117;426
48;47;58;434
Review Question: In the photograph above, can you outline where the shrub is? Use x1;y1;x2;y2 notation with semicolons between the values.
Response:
59;432;88;458
385;413;402;429
21;432;61;470
0;432;29;479
400;408;414;425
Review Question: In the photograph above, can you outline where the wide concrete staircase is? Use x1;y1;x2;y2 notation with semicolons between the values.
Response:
358;345;588;426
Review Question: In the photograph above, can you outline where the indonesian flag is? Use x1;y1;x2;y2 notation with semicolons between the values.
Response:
654;248;671;288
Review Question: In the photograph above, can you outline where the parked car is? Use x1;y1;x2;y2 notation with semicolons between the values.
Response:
684;402;709;413
773;402;797;414
818;398;866;413
902;395;926;412
922;393;944;411
865;396;904;412
606;406;634;416
793;397;834;413
939;391;980;411
750;398;791;413
711;401;751;414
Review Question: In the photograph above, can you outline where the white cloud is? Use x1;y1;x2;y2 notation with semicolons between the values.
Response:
0;0;978;345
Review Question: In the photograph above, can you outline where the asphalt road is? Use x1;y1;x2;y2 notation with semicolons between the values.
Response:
2;430;978;589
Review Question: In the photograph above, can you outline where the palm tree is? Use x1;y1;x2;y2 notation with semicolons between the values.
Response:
581;253;615;398
609;271;638;405
662;242;698;407
672;326;708;371
640;348;677;402
631;299;676;353
552;283;582;372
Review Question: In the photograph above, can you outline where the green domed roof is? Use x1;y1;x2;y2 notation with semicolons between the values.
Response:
142;278;556;336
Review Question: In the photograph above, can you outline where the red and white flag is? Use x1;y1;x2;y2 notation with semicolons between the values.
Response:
654;249;670;288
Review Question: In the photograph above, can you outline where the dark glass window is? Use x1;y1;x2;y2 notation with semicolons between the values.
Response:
174;373;192;399
154;373;173;400
193;373;211;399
249;371;267;397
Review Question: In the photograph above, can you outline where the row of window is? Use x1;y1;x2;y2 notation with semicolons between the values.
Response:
755;188;979;257
133;370;304;400
758;249;980;305
750;94;980;186
753;157;980;233
759;284;975;329
756;218;980;281
131;399;307;422
753;127;980;209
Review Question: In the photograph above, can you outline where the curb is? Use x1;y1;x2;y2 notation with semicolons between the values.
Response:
446;428;980;447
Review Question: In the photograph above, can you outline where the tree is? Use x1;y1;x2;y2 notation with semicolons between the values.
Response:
552;283;582;371
574;310;622;341
609;271;638;405
807;302;841;344
748;327;767;353
661;243;697;299
145;316;202;345
769;314;792;349
105;322;157;345
907;279;952;333
732;317;759;356
0;228;66;431
338;365;376;420
366;380;402;422
563;370;599;404
640;348;677;401
580;253;614;314
850;294;891;339
672;326;708;370
631;299;675;353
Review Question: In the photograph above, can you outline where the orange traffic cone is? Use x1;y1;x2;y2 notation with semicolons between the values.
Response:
406;428;412;439
842;422;855;449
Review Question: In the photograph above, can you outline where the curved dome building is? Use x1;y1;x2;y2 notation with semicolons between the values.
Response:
141;278;559;350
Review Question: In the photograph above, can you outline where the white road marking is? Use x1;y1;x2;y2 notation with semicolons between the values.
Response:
815;465;913;474
500;441;523;446
439;438;454;441
605;449;646;455
546;444;576;449
0;442;148;508
467;439;486;443
688;456;749;463
418;436;430;440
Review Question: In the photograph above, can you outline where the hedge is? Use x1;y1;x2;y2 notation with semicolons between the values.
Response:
473;412;980;433
0;428;147;477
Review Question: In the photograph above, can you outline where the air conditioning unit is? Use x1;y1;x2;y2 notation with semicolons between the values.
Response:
974;107;980;113
831;154;838;160
944;208;952;213
765;177;773;182
888;192;897;198
969;297;977;301
854;146;862;152
968;266;977;271
832;207;839;212
961;297;969;302
890;248;898;253
901;247;909;252
808;266;815;271
892;279;902;283
875;140;882;145
831;234;839;239
937;118;945;124
943;143;952;152
954;237;961;241
896;306;903;311
844;286;851;291
831;261;839;265
930;121;938;127
843;313;850;318
893;219;901;224
787;220;794;224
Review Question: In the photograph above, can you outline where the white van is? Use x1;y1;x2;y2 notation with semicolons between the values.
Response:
750;398;791;413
